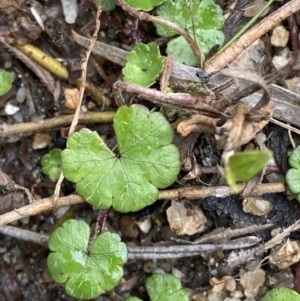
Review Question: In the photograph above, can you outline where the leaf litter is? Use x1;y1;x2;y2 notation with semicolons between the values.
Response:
1;0;300;300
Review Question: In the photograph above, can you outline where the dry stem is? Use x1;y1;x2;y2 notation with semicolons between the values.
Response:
53;1;103;211
205;0;300;74
0;182;285;226
0;111;115;142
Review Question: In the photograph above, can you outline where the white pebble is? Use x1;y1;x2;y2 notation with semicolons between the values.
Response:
60;0;78;24
5;102;20;115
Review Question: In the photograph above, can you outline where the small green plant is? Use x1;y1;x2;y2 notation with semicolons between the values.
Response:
0;69;13;96
41;149;62;181
154;0;225;65
124;0;166;11
286;145;300;201
46;105;181;299
61;104;180;213
225;151;272;192
125;273;189;301
262;287;300;301
123;42;165;87
47;219;127;300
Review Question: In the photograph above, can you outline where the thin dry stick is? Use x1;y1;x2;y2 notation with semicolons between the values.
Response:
0;225;259;259
0;111;115;142
53;1;103;211
205;0;300;74
0;225;49;246
115;0;202;67
0;182;286;226
225;219;300;271
190;223;273;244
270;117;300;136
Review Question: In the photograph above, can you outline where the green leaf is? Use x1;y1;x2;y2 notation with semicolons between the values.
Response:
154;0;225;65
0;69;13;96
91;0;115;11
262;287;300;301
102;0;116;11
62;105;180;213
125;298;143;301
146;273;189;301
286;146;300;195
225;151;272;192
123;0;166;11
288;145;300;169
123;43;165;87
47;219;127;300
41;149;62;181
286;169;300;194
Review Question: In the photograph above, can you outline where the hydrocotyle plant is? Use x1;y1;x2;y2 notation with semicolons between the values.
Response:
61;104;180;212
47;219;127;300
286;145;300;201
41;149;62;181
262;287;300;301
123;42;165;87
125;273;189;301
154;0;225;65
0;69;13;96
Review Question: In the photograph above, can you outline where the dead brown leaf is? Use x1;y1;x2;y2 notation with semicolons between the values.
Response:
177;115;217;137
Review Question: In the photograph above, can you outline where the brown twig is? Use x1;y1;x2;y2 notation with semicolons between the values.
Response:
53;1;103;211
0;111;115;143
115;0;203;67
113;80;220;116
205;0;300;74
0;182;286;226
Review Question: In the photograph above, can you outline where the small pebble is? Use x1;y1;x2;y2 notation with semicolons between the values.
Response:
271;26;289;47
4;102;19;115
16;87;26;103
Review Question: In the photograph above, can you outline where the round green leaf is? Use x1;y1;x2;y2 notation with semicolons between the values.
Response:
41;149;62;181
125;298;143;301
123;0;166;11
225;151;272;192
154;0;225;64
47;219;127;300
289;145;300;169
262;287;300;301
123;43;165;87
62;105;180;213
0;69;13;96
166;30;224;66
286;168;300;194
146;273;189;301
